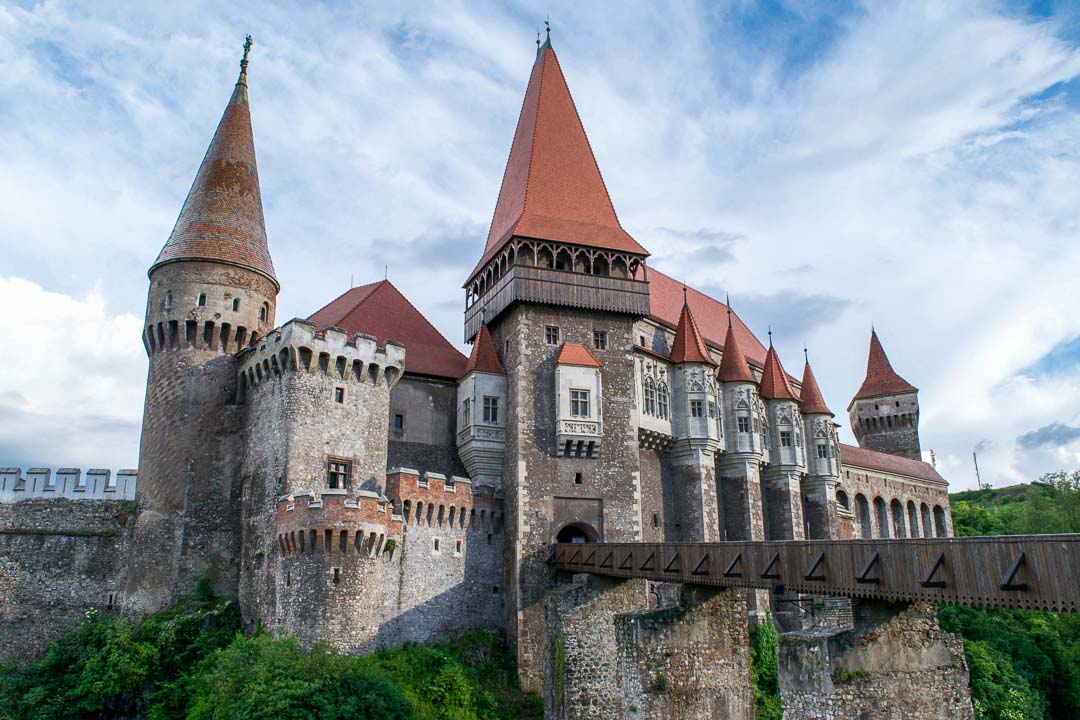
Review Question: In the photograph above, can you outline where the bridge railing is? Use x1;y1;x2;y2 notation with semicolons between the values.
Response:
553;536;1080;613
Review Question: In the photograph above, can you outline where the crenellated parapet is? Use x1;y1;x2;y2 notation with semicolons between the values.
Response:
386;468;505;535
238;319;405;393
276;488;401;558
0;468;136;502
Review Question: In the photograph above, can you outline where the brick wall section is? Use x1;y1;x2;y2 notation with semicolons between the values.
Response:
779;601;973;719
489;305;643;689
0;499;132;661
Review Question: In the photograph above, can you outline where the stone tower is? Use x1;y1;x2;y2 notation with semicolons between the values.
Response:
127;39;278;612
759;340;806;543
798;355;841;539
848;329;921;461
462;34;651;688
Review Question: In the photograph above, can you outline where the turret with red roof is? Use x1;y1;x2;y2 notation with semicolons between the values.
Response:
848;329;922;462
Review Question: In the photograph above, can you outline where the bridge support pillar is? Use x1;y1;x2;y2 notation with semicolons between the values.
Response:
545;574;753;719
667;444;720;542
777;600;973;720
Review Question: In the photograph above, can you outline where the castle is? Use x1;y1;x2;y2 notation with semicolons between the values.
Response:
0;35;967;718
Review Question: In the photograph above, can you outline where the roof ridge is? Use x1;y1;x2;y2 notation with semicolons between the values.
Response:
372;281;461;351
305;280;385;330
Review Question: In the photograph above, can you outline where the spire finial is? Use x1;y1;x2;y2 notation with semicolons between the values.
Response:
682;284;688;307
536;27;541;49
545;17;551;41
236;35;253;91
768;325;773;347
804;345;809;364
725;292;732;321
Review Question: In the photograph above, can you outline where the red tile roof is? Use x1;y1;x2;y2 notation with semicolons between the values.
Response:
462;324;505;377
799;361;833;416
759;346;799;400
556;342;602;367
852;329;917;402
470;41;648;281
716;317;756;382
669;299;715;365
646;268;769;372
308;280;467;379
839;443;944;485
151;61;277;287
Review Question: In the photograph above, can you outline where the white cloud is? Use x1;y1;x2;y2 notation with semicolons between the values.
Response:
0;1;1078;490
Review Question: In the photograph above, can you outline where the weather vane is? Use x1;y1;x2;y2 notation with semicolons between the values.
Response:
545;17;551;40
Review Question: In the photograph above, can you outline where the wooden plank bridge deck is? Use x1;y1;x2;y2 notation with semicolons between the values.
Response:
553;535;1080;613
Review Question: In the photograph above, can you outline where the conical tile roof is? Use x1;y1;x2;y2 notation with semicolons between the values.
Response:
799;360;833;416
759;345;798;400
462;324;506;377
717;315;755;382
469;38;647;280
151;41;277;287
669;298;715;365
853;329;917;401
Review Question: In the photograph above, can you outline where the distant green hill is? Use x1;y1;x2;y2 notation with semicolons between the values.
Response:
940;471;1080;720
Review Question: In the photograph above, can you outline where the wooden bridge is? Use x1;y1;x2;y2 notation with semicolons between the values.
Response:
553;535;1080;613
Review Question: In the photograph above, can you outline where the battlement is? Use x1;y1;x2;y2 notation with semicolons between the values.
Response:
239;319;406;392
0;468;136;503
276;488;403;558
386;468;505;534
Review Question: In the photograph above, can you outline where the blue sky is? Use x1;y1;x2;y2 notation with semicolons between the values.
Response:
1;0;1079;490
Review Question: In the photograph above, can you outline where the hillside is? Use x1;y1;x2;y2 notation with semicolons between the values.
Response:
940;471;1080;720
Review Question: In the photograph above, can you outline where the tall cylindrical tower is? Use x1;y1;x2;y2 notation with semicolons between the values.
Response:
126;38;278;613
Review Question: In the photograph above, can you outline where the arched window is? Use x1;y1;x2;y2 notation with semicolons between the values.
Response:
855;494;871;538
164;292;173;310
907;500;920;538
643;378;657;415
874;497;889;538
197;293;206;307
890;499;907;538
836;489;850;511
232;298;240;312
657;382;669;419
259;302;268;321
934;505;948;537
921;503;933;537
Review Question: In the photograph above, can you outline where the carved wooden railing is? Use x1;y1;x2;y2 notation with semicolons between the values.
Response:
553;536;1080;613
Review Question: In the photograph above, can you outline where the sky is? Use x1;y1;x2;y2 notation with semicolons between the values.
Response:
1;0;1079;491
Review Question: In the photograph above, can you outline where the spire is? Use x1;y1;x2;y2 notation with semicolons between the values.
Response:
461;324;506;378
759;345;798;400
852;329;917;401
150;36;277;287
669;300;714;365
469;33;648;280
799;354;833;416
717;313;754;382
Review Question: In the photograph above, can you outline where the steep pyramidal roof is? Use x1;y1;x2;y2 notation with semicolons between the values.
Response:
717;314;756;382
669;297;715;365
151;39;277;287
470;38;648;280
853;329;918;401
759;344;799;400
799;359;833;416
462;324;506;377
556;342;602;368
308;280;467;379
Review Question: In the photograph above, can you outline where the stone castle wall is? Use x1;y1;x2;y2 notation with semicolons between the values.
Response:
839;464;952;540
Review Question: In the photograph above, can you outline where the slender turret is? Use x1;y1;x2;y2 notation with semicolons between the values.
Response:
848;329;921;461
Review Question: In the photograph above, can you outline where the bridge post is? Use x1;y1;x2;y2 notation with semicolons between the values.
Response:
777;600;973;719
545;574;754;719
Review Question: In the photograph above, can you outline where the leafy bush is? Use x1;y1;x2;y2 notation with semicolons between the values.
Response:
749;615;782;720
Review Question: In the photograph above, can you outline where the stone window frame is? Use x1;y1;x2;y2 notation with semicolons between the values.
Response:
394;413;405;431
643;377;657;415
462;397;471;426
657;382;669;419
232;297;241;312
545;325;560;346
737;415;750;433
197;292;206;307
333;386;345;404
780;429;793;447
483;395;499;424
326;457;352;489
689;399;704;418
570;388;591;418
816;442;829;459
593;330;607;350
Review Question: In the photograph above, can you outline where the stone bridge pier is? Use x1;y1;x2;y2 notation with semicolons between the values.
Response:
778;599;974;719
544;574;753;720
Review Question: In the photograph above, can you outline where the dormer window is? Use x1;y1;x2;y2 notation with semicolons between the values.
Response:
570;389;590;417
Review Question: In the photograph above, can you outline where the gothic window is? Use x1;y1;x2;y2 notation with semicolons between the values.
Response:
570;389;590;417
197;293;206;307
260;302;269;321
327;459;351;489
780;430;793;447
593;331;607;350
657;383;669;419
483;396;499;423
690;400;704;417
545;326;560;345
462;398;471;426
737;415;750;433
643;378;657;415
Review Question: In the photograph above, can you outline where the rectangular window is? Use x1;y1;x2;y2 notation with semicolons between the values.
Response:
333;387;345;403
394;414;405;430
463;398;471;426
545;326;560;345
639;335;646;346
817;443;829;459
570;389;590;417
737;416;750;433
593;331;607;350
690;400;704;417
780;430;793;447
708;401;717;418
658;388;669;419
483;396;499;423
327;460;351;489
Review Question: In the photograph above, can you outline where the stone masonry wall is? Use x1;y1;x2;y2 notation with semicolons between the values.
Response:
779;600;973;720
0;499;133;661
